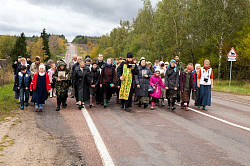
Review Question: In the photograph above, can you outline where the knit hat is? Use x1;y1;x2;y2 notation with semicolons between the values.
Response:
85;55;90;59
20;65;27;70
58;60;67;66
170;59;176;64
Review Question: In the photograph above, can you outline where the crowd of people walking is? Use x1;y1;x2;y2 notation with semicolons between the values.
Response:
12;53;213;112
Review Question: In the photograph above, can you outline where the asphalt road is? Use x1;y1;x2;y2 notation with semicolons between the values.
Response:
35;44;250;166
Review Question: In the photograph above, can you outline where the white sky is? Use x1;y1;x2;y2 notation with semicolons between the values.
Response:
0;0;160;42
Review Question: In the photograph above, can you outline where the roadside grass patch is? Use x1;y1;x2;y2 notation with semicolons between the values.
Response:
0;82;19;121
213;80;250;95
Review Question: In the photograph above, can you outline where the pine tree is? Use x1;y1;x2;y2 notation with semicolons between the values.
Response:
12;32;27;62
41;28;51;61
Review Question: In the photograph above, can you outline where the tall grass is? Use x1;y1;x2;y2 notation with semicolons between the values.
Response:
0;81;19;121
213;80;250;95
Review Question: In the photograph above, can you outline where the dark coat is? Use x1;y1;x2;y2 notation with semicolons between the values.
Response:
180;71;195;91
135;65;152;97
15;71;31;88
165;67;179;90
73;66;91;102
89;68;100;95
71;62;80;86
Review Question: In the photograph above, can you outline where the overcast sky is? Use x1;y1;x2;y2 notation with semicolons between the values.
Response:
0;0;160;42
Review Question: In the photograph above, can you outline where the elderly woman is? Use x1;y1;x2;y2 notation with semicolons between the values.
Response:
192;64;201;106
165;60;179;110
73;60;91;109
135;59;152;108
30;64;51;112
197;60;213;110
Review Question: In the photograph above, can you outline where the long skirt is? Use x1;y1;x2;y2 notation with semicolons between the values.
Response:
192;88;199;101
197;85;211;106
181;90;191;103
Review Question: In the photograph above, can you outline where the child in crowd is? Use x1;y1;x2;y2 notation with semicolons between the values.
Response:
48;63;56;98
15;65;31;110
149;70;165;110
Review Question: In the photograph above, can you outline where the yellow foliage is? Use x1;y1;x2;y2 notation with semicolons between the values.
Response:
31;38;47;62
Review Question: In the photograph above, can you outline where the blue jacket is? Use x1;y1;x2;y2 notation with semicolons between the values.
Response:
15;71;31;88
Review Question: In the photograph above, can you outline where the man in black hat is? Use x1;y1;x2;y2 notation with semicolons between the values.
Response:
26;55;32;66
117;52;139;112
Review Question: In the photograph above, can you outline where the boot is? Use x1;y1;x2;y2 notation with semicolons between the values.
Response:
138;102;142;107
144;103;148;108
104;99;107;108
151;102;155;110
90;95;93;108
161;100;165;106
50;89;53;98
56;107;60;111
62;103;67;108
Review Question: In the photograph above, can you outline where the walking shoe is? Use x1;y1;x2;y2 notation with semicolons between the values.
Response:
185;106;189;111
138;102;141;107
56;107;60;111
20;106;24;110
144;104;148;108
76;102;79;105
167;105;171;109
62;103;67;108
125;108;130;112
171;106;176;111
89;104;92;108
39;108;43;112
78;105;82;110
35;107;39;112
202;106;207;111
25;102;29;107
121;104;125;109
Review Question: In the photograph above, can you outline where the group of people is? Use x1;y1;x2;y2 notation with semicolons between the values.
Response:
12;53;213;112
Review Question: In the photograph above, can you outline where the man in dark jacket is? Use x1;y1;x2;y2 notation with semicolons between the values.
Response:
71;56;82;104
96;54;106;105
117;52;139;112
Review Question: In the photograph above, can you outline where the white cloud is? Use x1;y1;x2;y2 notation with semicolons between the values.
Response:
0;0;160;41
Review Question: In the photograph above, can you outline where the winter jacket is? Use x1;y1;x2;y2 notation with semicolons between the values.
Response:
135;65;152;97
149;74;165;98
30;72;51;92
15;71;31;88
100;66;116;85
179;71;195;91
165;67;179;89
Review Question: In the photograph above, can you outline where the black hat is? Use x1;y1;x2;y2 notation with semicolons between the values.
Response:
20;65;27;70
27;55;31;58
18;56;22;59
127;52;133;58
85;55;90;59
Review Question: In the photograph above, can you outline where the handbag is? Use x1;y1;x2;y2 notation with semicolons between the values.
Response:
148;77;160;94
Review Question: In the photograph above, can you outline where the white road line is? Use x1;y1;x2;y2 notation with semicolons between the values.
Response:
169;100;250;132
81;107;115;166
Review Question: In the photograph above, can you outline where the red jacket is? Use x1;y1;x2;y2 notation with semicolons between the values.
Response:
30;72;51;92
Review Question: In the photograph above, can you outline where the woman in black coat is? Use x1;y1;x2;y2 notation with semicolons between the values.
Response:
73;60;91;109
135;59;152;108
165;60;179;110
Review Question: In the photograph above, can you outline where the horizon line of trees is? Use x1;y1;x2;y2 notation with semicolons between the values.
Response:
85;0;249;81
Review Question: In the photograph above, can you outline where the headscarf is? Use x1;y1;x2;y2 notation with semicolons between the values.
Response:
167;59;177;72
39;64;46;76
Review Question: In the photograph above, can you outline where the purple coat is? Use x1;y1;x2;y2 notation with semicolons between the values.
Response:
180;71;195;91
149;74;165;98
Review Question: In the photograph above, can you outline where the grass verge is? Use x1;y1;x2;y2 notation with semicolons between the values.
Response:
0;81;19;121
213;80;250;95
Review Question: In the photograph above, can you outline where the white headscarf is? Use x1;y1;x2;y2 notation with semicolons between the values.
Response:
39;64;46;76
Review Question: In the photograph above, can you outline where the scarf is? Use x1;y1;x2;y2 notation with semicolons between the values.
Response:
119;64;132;100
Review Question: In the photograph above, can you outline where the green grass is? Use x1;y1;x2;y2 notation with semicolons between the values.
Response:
0;82;19;121
213;80;250;95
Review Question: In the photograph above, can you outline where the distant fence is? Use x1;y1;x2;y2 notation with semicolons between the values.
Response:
0;57;13;86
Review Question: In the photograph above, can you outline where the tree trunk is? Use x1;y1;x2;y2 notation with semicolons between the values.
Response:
218;32;223;79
